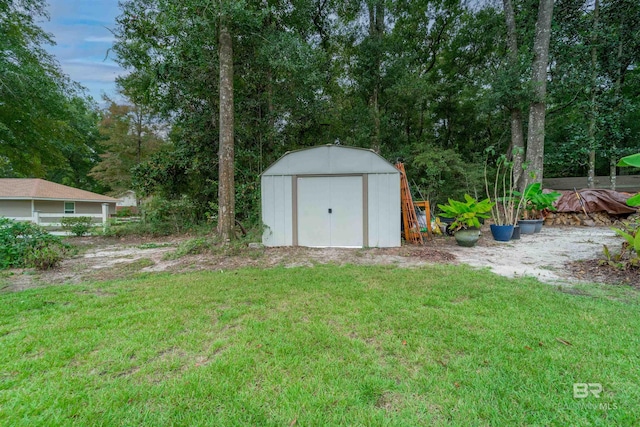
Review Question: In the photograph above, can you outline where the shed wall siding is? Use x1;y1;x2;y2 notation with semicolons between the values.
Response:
0;200;31;217
262;175;293;246
367;173;401;247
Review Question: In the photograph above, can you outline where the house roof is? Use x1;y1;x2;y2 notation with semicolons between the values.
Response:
0;179;118;202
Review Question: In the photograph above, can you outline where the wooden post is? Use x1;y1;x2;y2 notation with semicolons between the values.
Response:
102;203;109;230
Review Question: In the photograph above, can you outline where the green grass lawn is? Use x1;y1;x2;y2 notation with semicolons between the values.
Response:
1;265;638;426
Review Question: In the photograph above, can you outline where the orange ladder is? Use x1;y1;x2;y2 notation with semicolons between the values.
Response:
395;162;424;244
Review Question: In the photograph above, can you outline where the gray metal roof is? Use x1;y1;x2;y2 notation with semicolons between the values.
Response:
262;145;399;176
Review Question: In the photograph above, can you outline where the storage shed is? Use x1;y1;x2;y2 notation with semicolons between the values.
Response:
261;145;400;248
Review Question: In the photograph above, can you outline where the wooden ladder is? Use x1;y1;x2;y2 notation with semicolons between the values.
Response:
395;162;424;245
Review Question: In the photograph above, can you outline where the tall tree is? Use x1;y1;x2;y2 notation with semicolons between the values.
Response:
218;22;235;241
0;0;99;181
586;0;600;188
502;0;526;186
525;0;555;184
89;99;164;195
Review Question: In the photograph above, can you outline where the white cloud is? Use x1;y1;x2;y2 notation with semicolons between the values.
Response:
85;36;116;43
41;0;123;100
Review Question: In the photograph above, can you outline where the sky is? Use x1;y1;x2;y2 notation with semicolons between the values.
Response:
40;0;124;102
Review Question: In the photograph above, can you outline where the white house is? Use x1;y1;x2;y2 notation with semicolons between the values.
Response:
115;190;138;213
0;178;117;226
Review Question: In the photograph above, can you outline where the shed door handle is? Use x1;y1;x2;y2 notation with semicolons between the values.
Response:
328;208;332;214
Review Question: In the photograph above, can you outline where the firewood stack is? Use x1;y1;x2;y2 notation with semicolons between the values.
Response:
546;189;639;226
544;211;630;227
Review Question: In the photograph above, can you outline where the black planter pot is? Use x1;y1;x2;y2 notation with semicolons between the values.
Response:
511;225;521;240
440;217;455;236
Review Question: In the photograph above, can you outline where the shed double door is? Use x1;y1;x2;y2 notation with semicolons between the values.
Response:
297;176;363;247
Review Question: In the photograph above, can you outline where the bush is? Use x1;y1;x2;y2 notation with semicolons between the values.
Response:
142;196;199;234
116;207;136;217
0;218;71;270
61;216;94;237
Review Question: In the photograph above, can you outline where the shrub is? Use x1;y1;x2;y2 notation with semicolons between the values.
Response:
61;216;94;237
142;196;199;234
116;207;136;217
0;218;71;270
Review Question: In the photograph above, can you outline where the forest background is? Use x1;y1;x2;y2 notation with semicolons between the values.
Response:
2;0;639;234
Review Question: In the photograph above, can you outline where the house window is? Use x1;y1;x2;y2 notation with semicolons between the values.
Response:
64;202;75;214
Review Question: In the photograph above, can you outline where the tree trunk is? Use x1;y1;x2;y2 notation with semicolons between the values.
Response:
587;0;599;189
368;1;384;153
502;0;526;189
218;24;235;242
525;0;554;184
610;20;625;191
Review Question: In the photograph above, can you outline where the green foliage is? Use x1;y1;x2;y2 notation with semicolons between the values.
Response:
521;183;562;219
617;153;640;206
100;221;170;238
115;207;136;218
60;217;93;237
106;0;640;226
0;218;70;270
617;153;640;168
142;196;200;234
166;238;216;259
412;145;485;209
101;196;206;238
0;0;102;185
89;99;165;195
437;194;494;231
603;218;640;269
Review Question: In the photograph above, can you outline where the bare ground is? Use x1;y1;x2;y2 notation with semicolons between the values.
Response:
1;226;638;292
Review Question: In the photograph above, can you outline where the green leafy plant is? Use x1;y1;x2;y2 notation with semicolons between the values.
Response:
0;218;71;270
617;153;640;207
520;183;561;219
116;207;136;218
437;194;494;232
603;219;640;269
61;217;94;237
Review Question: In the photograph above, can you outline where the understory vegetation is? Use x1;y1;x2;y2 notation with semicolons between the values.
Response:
0;218;71;270
603;217;640;269
1;265;638;425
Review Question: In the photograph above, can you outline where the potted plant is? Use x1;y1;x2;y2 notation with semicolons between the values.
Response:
484;152;527;241
519;183;561;233
437;194;494;247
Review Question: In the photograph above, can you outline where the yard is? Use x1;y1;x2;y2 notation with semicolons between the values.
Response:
1;262;638;425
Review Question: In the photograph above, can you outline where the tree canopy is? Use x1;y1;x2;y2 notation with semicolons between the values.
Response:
0;0;102;190
3;0;639;220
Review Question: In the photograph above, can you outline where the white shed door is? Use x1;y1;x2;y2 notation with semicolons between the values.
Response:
297;176;363;247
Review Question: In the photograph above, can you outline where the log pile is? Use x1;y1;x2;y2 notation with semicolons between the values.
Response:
544;211;627;227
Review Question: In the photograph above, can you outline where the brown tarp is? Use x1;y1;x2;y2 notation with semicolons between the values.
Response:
554;189;637;214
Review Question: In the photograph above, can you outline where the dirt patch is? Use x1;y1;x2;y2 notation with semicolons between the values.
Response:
1;226;637;292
